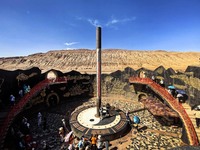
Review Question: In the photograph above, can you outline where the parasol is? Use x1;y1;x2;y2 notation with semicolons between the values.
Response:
133;116;140;124
168;85;176;90
176;89;186;95
64;131;73;143
177;93;183;98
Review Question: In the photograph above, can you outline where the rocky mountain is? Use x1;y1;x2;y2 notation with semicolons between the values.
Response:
0;49;200;73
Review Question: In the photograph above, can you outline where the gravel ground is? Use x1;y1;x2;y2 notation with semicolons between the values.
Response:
24;96;182;150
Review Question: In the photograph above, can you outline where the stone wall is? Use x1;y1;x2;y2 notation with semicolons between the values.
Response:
1;66;200;108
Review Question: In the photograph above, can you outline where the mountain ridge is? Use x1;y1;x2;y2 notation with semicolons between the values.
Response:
0;49;200;73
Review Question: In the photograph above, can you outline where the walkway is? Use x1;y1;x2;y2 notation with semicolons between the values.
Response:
129;77;199;146
0;77;67;149
182;103;200;141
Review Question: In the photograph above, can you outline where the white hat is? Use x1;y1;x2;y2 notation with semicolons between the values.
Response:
98;135;101;139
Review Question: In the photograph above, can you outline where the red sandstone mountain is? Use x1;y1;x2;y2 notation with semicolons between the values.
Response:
0;49;200;73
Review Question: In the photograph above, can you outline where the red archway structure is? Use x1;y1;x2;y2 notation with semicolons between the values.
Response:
129;77;199;146
0;77;67;149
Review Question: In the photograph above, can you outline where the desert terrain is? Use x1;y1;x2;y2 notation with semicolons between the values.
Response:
0;49;200;73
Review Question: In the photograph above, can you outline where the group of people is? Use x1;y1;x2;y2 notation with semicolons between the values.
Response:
99;103;111;120
58;116;109;150
126;111;140;132
9;111;49;150
9;84;31;106
10;116;37;150
59;131;108;150
151;75;165;87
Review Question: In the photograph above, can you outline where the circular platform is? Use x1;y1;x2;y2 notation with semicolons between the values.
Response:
70;105;130;141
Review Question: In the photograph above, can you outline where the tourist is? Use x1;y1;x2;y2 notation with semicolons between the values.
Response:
23;84;28;94
59;127;65;142
194;110;200;128
85;144;92;150
22;118;30;135
78;137;84;150
24;134;33;149
37;112;42;127
62;118;69;132
10;94;15;106
151;75;155;81
42;140;48;150
176;94;183;103
105;103;111;117
27;85;31;93
68;143;74;150
96;135;103;150
23;84;31;94
73;137;80;149
125;110;131;124
81;135;87;147
90;134;97;150
159;79;165;87
104;141;109;150
133;116;140;131
167;89;172;95
99;107;104;120
19;89;23;98
22;116;28;125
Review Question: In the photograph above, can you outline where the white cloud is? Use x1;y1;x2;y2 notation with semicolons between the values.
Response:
64;42;79;46
87;19;101;27
76;16;136;28
106;17;136;27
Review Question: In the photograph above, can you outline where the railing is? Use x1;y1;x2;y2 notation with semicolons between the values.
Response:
0;77;67;148
129;77;199;146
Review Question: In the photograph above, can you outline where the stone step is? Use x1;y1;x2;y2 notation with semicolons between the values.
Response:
186;111;195;114
182;107;191;110
185;109;195;112
188;116;196;119
195;128;200;132
183;107;191;110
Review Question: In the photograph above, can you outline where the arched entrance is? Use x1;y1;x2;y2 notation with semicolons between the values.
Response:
46;92;60;107
138;93;147;101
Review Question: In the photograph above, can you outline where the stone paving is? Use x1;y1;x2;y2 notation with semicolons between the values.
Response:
27;97;182;150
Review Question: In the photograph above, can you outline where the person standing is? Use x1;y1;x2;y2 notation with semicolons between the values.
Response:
160;79;165;87
37;112;42;128
62;118;69;133
96;135;103;150
151;75;155;81
91;134;97;150
78;137;84;150
10;94;15;106
194;110;200;128
104;141;109;150
19;89;23;98
125;110;131;124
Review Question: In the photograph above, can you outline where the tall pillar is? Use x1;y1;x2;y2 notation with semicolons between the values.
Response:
96;27;101;117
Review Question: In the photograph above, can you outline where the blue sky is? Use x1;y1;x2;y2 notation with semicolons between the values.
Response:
0;0;200;57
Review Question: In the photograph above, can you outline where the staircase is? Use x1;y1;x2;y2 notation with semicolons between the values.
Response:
129;77;199;146
182;103;200;141
0;77;67;149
